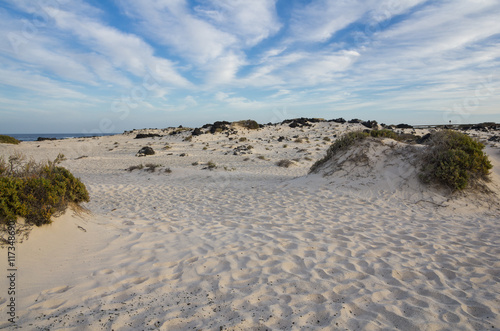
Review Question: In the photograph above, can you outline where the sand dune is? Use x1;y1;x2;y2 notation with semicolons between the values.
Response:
1;121;499;330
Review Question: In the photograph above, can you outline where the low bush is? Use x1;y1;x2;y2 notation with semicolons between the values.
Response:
276;159;294;168
310;129;411;173
419;130;492;190
310;129;493;192
144;163;161;172
127;164;144;171
310;131;369;173
0;135;20;144
235;120;260;130
0;154;89;226
368;129;400;140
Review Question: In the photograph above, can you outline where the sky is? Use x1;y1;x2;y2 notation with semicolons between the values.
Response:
0;0;499;133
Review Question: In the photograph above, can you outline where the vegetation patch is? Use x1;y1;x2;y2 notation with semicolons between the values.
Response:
144;163;161;172
276;159;294;168
0;135;20;144
234;120;260;130
127;164;144;171
0;153;89;226
310;131;368;173
310;129;493;192
419;130;492;190
203;161;217;170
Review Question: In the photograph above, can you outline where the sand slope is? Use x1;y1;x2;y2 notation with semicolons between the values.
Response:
1;122;499;330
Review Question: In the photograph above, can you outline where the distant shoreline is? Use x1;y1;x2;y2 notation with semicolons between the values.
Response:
5;133;119;142
4;118;499;142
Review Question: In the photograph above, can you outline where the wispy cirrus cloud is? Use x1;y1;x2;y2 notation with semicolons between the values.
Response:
194;0;281;47
47;5;191;87
287;0;426;43
116;0;281;86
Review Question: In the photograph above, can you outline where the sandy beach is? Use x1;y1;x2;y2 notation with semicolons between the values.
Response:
1;121;500;330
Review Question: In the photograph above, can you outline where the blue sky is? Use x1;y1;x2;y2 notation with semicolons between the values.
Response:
0;0;499;133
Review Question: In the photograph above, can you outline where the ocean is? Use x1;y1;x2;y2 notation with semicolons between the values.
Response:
7;133;119;142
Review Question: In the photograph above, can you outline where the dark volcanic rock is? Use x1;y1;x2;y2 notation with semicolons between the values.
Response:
488;135;500;142
136;146;155;157
282;117;322;128
135;133;163;139
232;145;253;155
416;133;432;144
37;137;57;141
361;120;378;129
192;128;203;136
207;121;231;134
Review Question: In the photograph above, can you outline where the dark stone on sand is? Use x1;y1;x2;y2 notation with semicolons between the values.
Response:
488;135;500;142
281;118;322;128
192;128;203;136
361;120;378;129
37;137;57;141
416;133;432;144
396;123;413;129
135;133;163;139
136;146;155;156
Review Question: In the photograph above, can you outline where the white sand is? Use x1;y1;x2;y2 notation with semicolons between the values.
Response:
1;122;499;330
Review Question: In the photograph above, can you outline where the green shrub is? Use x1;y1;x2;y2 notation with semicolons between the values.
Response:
0;177;26;222
309;130;411;173
369;129;400;140
0;154;90;226
276;159;294;168
0;135;20;144
127;164;144;171
235;120;260;130
207;161;217;169
144;163;161;172
310;131;369;173
419;130;492;190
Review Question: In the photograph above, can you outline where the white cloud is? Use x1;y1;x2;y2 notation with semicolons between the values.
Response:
0;66;87;99
269;89;291;98
47;7;191;88
116;0;281;89
202;52;247;86
288;0;426;43
184;95;197;107
194;0;281;47
241;50;359;89
117;0;237;65
215;91;229;101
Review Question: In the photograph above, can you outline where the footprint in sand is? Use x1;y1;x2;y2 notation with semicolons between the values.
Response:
93;269;114;276
44;285;72;295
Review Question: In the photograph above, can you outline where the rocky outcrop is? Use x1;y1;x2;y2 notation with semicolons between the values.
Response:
136;146;155;157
